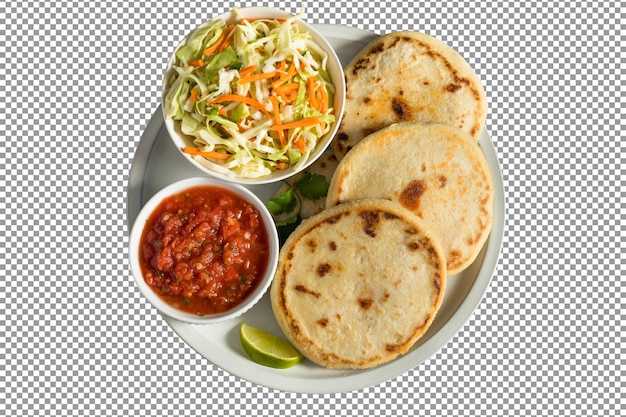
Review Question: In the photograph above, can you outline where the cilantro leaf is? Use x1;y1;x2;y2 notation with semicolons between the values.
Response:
266;188;296;215
294;173;329;200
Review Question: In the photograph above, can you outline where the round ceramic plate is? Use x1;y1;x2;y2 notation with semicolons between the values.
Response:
126;24;505;394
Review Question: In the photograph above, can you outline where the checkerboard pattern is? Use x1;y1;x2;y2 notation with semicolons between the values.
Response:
0;0;622;415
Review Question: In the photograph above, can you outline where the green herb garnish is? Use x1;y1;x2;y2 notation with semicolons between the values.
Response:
267;187;296;216
293;173;330;200
267;173;329;245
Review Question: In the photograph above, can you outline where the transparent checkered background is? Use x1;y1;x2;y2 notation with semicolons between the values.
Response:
0;1;623;415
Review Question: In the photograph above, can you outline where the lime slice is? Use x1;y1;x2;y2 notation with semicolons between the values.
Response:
239;322;304;369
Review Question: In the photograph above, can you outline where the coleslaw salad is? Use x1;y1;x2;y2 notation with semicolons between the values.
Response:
163;8;338;179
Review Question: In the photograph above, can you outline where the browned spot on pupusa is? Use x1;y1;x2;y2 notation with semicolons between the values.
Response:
325;213;347;224
307;238;318;252
447;249;463;270
361;127;379;137
329;241;337;251
385;342;403;353
295;285;321;298
410;37;483;137
317;318;329;327
433;278;441;295
391;97;413;121
370;42;386;54
359;298;373;310
351;42;384;76
317;263;332;277
384;212;398;220
438;175;447;188
399;180;427;211
334;131;350;155
351;57;370;76
359;210;380;237
336;131;349;143
408;241;421;251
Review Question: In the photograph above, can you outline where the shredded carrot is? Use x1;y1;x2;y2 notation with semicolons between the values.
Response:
307;77;319;111
272;116;321;131
218;29;234;52
276;162;287;170
238;71;279;85
203;41;221;56
218;40;230;52
182;147;231;160
270;96;286;147
190;88;199;102
274;82;299;93
238;65;257;77
286;91;298;102
202;43;222;56
210;94;270;118
203;25;233;56
294;137;306;154
218;107;228;117
189;59;205;67
317;82;328;113
272;60;297;89
203;24;235;56
274;82;299;103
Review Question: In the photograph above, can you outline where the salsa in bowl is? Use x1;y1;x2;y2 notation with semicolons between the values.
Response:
162;7;346;184
129;177;279;323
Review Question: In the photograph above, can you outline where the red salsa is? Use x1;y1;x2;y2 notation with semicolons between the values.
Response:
139;185;270;316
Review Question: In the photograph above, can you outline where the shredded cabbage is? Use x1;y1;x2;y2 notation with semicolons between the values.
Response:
163;10;336;179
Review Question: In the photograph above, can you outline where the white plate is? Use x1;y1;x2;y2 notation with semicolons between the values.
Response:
126;24;505;393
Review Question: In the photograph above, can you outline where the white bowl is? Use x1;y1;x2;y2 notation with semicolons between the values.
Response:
161;7;346;184
128;177;280;324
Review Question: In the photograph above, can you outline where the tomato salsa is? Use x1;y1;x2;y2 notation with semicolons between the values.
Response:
139;185;270;316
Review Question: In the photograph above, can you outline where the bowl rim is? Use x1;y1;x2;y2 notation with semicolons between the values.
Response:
161;6;346;185
128;176;280;324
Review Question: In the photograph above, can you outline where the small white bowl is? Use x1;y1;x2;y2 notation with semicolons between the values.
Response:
162;7;346;184
128;177;279;324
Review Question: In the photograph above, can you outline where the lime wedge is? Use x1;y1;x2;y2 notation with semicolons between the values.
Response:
239;322;304;369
